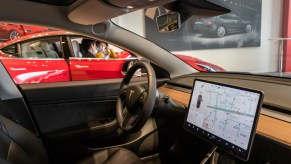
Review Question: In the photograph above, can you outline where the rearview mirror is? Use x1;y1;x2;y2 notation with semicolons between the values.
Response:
156;12;181;32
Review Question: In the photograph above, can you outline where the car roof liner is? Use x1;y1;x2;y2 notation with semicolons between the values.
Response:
103;0;173;8
166;0;231;23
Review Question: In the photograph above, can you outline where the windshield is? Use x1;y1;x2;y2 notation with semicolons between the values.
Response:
112;1;288;76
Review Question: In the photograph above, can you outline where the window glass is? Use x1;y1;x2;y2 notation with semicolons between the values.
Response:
20;37;62;58
68;37;142;81
69;37;132;59
1;44;19;57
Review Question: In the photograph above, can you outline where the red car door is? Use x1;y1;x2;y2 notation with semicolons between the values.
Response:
1;58;70;84
68;37;134;81
69;58;128;80
0;36;70;84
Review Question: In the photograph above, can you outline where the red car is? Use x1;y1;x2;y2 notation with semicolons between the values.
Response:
0;30;224;84
0;22;49;40
176;54;225;72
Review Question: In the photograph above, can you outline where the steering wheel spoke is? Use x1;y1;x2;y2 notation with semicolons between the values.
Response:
121;108;130;127
120;85;128;96
122;112;138;128
138;91;147;104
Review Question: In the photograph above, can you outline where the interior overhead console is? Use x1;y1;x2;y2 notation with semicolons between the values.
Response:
68;0;175;25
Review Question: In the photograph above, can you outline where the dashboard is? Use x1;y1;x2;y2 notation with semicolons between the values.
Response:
184;79;263;160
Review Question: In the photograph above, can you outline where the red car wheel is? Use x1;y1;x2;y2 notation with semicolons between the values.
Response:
9;30;19;40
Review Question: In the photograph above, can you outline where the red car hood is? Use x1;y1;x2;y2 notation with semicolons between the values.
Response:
119;51;225;72
176;54;225;72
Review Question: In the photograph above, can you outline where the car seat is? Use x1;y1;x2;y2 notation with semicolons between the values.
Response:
21;42;46;58
0;114;143;164
40;41;59;58
72;40;83;58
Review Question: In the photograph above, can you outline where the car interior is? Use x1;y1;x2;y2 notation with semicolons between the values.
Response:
71;40;83;58
0;0;290;164
20;40;60;58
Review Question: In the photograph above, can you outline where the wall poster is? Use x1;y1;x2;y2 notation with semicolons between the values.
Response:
145;0;262;51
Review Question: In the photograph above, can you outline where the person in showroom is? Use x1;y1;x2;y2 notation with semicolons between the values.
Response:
80;39;97;58
95;41;116;58
104;42;116;58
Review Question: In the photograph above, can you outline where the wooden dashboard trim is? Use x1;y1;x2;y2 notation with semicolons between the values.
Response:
159;86;291;146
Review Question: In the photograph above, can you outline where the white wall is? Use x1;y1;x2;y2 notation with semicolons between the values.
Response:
112;10;145;37
173;0;283;72
115;1;283;73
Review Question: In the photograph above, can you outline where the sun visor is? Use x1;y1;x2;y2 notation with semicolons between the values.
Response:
68;0;127;25
68;0;175;25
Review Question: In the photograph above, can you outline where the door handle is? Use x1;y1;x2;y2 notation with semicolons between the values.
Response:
75;65;89;68
10;67;27;71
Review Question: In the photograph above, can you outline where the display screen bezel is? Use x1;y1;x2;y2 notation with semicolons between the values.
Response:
183;79;264;161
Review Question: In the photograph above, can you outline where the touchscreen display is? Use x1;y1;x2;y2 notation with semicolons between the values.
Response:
184;79;263;160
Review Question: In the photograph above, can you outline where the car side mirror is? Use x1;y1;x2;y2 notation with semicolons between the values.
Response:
156;12;181;32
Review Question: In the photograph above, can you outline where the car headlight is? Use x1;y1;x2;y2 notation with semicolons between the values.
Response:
197;64;218;72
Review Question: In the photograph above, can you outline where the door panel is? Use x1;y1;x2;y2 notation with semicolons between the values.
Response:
19;75;168;162
20;78;123;139
31;99;117;133
20;79;122;163
19;77;167;140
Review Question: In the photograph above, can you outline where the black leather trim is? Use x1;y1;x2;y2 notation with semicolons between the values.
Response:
0;133;10;160
0;158;10;164
2;99;37;134
45;120;118;143
31;100;116;133
7;141;32;163
0;115;145;164
0;115;49;164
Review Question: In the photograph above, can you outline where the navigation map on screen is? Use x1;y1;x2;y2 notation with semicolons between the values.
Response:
184;79;263;160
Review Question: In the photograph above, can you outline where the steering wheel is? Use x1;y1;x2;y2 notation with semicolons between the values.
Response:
116;61;157;132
